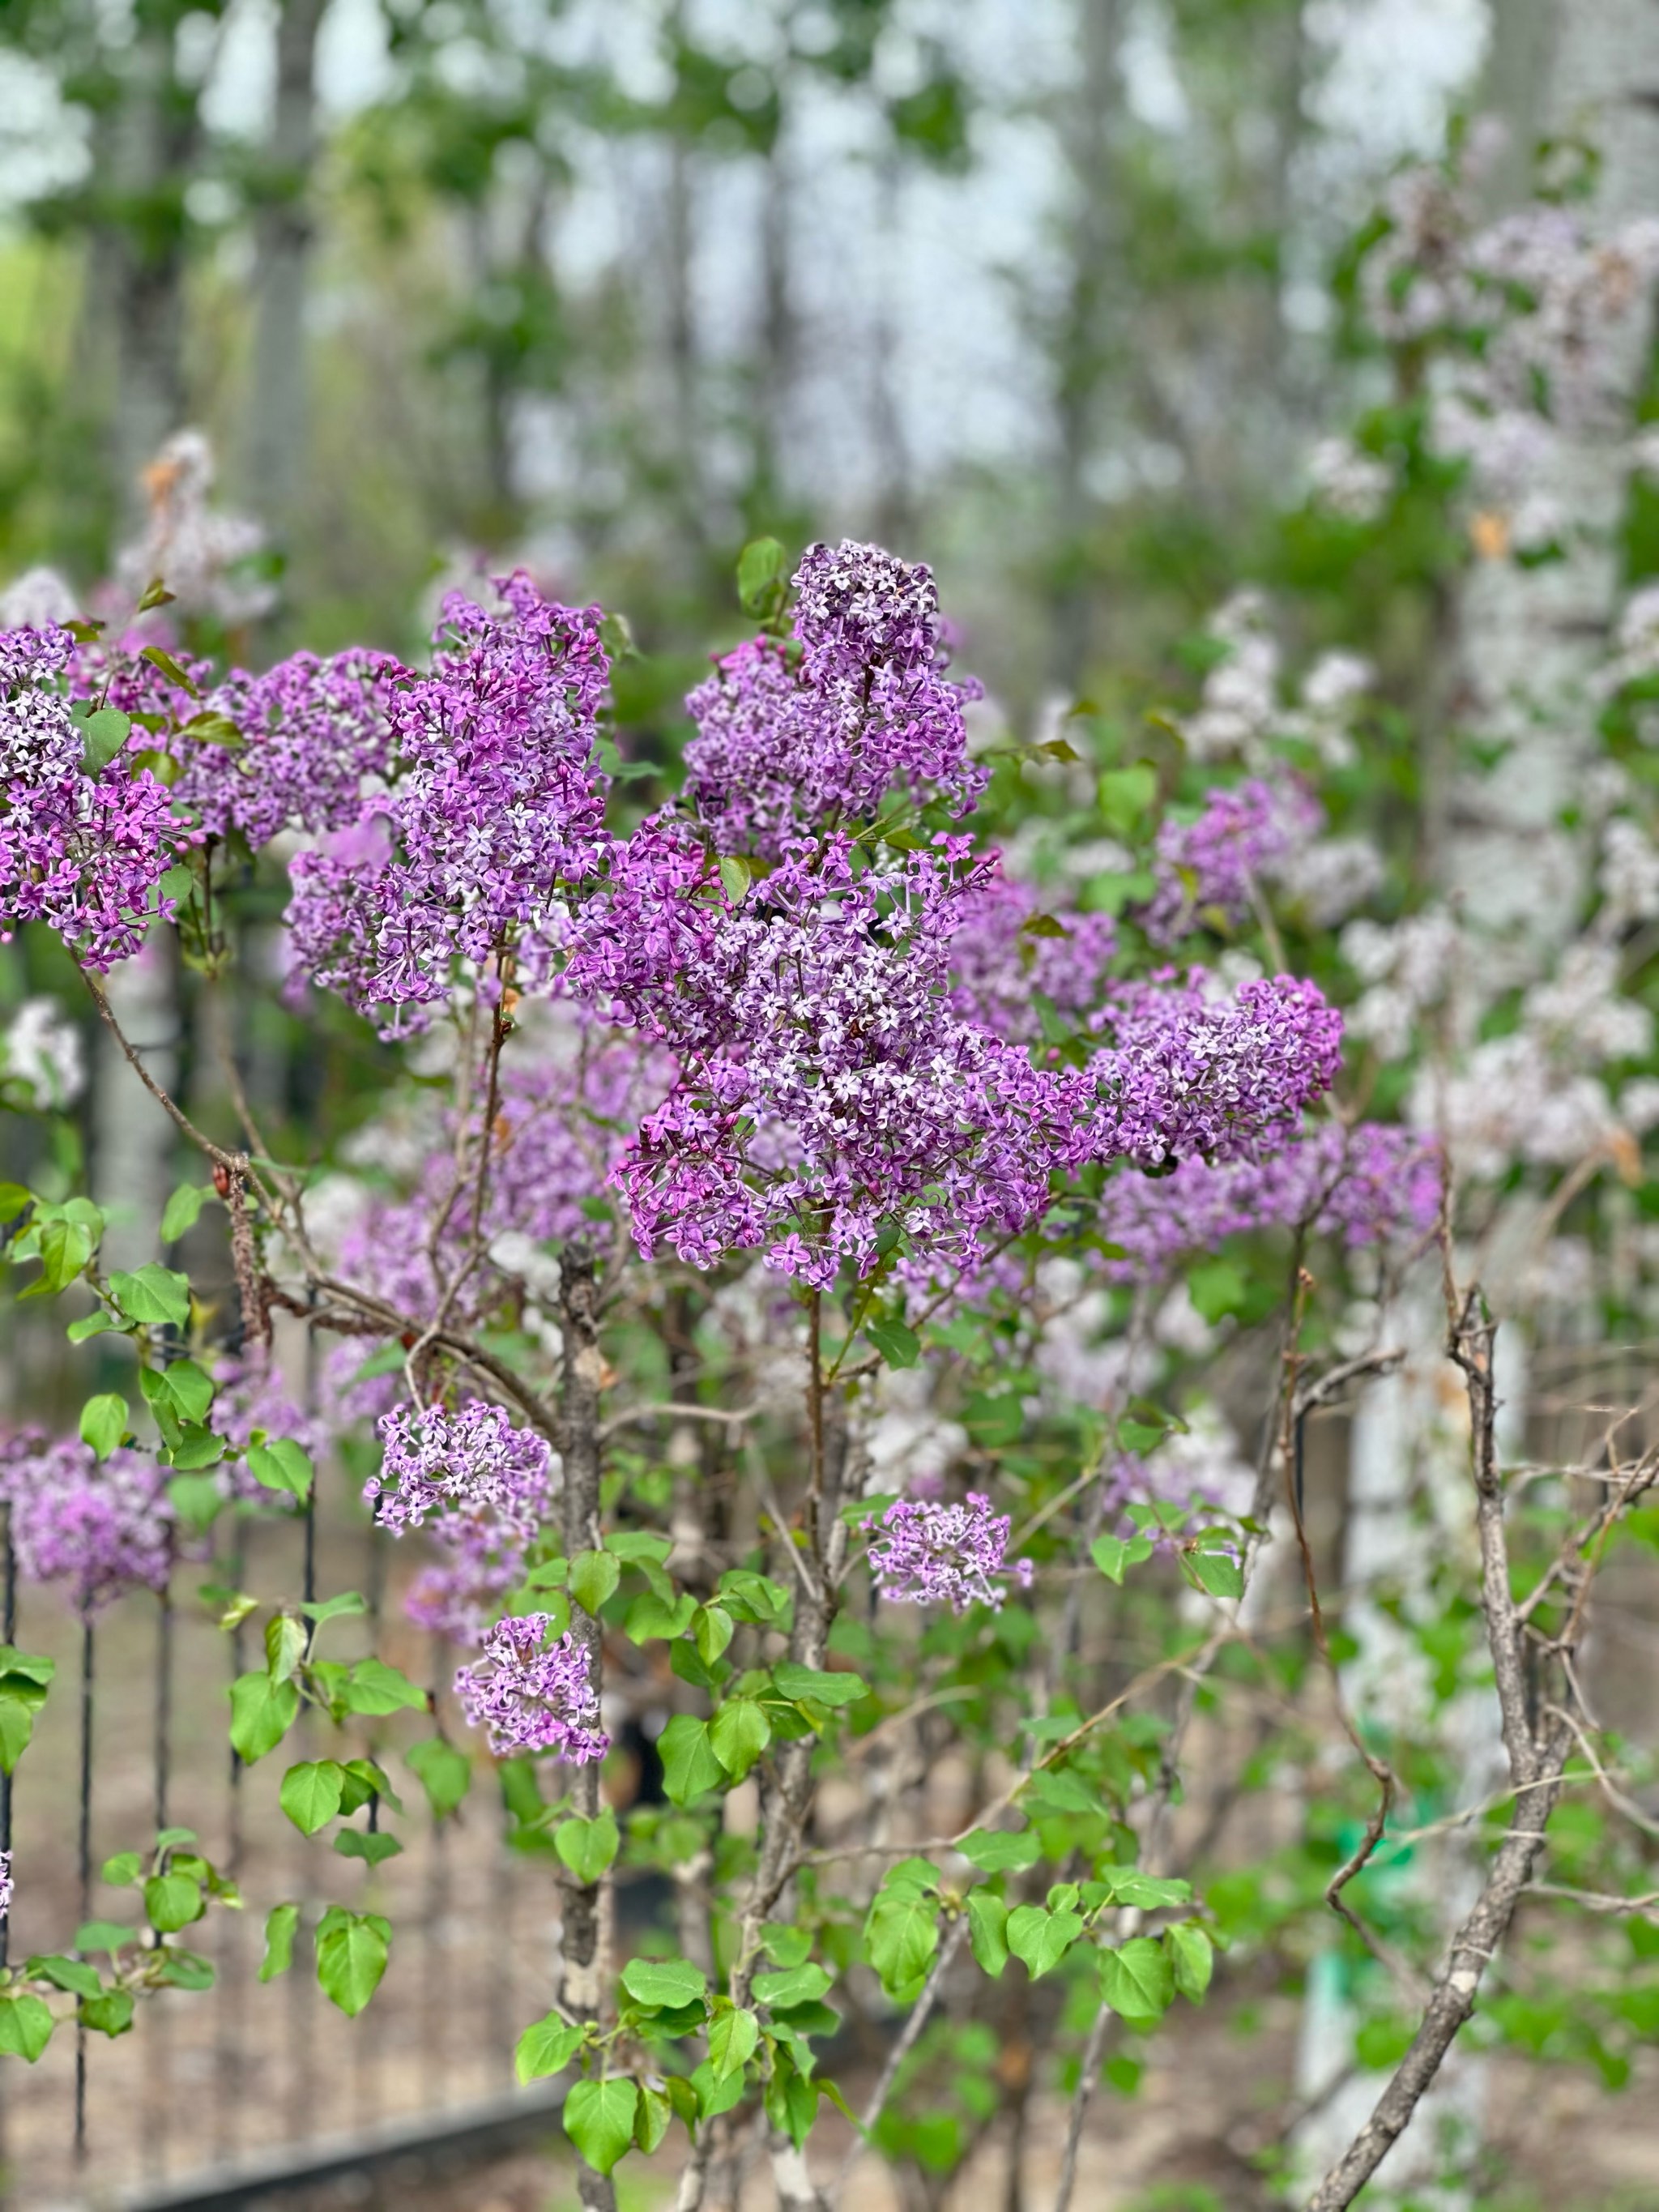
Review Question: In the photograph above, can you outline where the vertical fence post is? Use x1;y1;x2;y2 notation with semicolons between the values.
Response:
0;1510;15;2202
144;1574;174;2180
74;1608;94;2167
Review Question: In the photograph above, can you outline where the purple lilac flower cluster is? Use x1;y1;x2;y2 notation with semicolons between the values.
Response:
452;1614;608;1761
1090;974;1344;1168
864;1491;1033;1612
173;648;407;848
683;540;983;855
946;867;1120;1043
369;1401;553;1546
1137;779;1322;946
1091;1121;1442;1282
285;575;609;1031
570;826;1097;1284
0;624;185;969
0;1432;173;1610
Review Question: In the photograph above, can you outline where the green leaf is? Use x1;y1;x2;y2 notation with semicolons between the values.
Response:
343;1658;427;1715
0;1697;41;1774
78;1392;128;1462
603;1531;675;1564
622;1955;708;2010
80;706;131;773
753;1962;832;2009
1090;1533;1154;1584
625;1591;697;1643
315;1906;390;2017
139;643;199;697
245;1437;313;1503
771;1663;868;1709
280;1760;345;1836
160;1184;211;1243
1097;763;1158;835
301;1591;369;1625
1098;1868;1192;1910
761;1923;814;1969
1182;1549;1244;1600
1006;1904;1081;1979
178;709;242;746
159;1357;214;1424
569;1548;621;1616
167;1473;224;1532
21;1217;92;1298
406;1737;471;1821
259;1904;298;1982
266;1612;306;1688
79;1987;134;2037
228;1671;299;1763
957;1826;1043;1873
1098;1936;1175;2027
136;576;175;613
143;1873;205;1934
709;1696;770;1780
554;1812;620;1885
156;1950;214;1991
966;1890;1009;1978
516;2013;586;2083
693;1603;734;1667
1185;1259;1250;1324
0;1181;32;1221
708;2005;760;2081
717;1569;791;1625
658;1715;724;1806
865;1318;920;1368
168;1426;224;1471
75;1920;137;1954
635;2080;673;2155
28;1954;100;1998
334;1830;403;1867
865;1890;939;1997
0;1992;54;2062
101;1851;143;1887
736;535;786;609
1166;1922;1214;2002
718;854;753;905
564;2077;640;2176
1022;1766;1104;1818
66;1311;120;1343
107;1263;190;1328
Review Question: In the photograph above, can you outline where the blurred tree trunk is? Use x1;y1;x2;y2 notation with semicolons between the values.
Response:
103;17;211;528
244;0;329;540
870;149;915;552
1051;0;1123;693
748;128;796;521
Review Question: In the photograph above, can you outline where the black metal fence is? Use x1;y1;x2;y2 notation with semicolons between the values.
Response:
0;1478;554;2206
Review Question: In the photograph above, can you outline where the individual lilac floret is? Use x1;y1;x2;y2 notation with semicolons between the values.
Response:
864;1492;1033;1614
453;1614;608;1761
682;540;984;855
0;1433;173;1611
368;1402;554;1548
1138;779;1323;946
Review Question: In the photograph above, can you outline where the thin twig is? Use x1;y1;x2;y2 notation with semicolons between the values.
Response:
830;1914;968;2207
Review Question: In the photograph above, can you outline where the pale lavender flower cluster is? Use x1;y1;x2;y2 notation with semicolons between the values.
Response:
369;1400;553;1546
864;1491;1033;1613
682;540;983;854
285;575;609;1031
946;867;1119;1043
172;648;407;849
0;623;185;969
1138;779;1322;946
0;1432;173;1610
1090;1121;1442;1283
453;1614;608;1761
